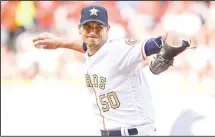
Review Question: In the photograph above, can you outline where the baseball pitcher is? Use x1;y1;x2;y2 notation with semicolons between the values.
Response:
33;5;192;136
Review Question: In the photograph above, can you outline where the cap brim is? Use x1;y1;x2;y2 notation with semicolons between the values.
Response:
80;19;108;26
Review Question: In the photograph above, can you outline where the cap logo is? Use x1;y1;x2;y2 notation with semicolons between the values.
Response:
89;7;99;16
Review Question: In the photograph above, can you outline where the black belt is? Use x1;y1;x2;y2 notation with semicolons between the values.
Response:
101;128;138;136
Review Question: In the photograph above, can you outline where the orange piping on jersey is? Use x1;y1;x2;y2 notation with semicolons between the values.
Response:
87;71;107;131
92;86;107;131
141;43;146;60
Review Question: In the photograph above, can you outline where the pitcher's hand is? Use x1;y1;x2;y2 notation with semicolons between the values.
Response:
33;32;62;49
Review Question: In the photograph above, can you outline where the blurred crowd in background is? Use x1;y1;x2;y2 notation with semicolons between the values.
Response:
1;1;215;92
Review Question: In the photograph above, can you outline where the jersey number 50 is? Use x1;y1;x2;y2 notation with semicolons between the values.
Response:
99;92;120;112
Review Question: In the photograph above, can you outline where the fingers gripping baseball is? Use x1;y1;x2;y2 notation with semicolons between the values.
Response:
32;33;61;49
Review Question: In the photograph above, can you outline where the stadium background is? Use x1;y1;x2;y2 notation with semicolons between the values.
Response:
1;1;215;135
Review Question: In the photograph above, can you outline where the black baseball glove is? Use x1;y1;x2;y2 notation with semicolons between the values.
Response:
149;40;190;75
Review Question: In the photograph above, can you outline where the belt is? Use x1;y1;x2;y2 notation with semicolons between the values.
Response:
101;128;138;136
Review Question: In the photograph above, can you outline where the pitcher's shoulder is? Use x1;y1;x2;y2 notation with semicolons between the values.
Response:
108;38;141;45
124;39;141;46
106;39;129;46
107;39;121;44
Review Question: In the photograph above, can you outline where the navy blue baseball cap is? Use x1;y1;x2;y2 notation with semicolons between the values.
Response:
79;5;108;26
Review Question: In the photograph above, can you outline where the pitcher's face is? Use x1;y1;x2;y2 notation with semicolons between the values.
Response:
79;21;110;48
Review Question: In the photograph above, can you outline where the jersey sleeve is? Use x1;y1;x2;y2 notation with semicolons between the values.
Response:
109;39;149;72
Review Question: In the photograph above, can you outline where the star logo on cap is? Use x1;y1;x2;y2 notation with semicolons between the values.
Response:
89;7;99;16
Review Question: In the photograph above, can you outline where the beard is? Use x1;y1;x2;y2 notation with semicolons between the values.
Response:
85;33;108;52
86;41;97;49
85;37;100;50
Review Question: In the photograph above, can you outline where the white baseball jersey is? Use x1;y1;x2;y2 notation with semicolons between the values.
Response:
84;39;155;135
